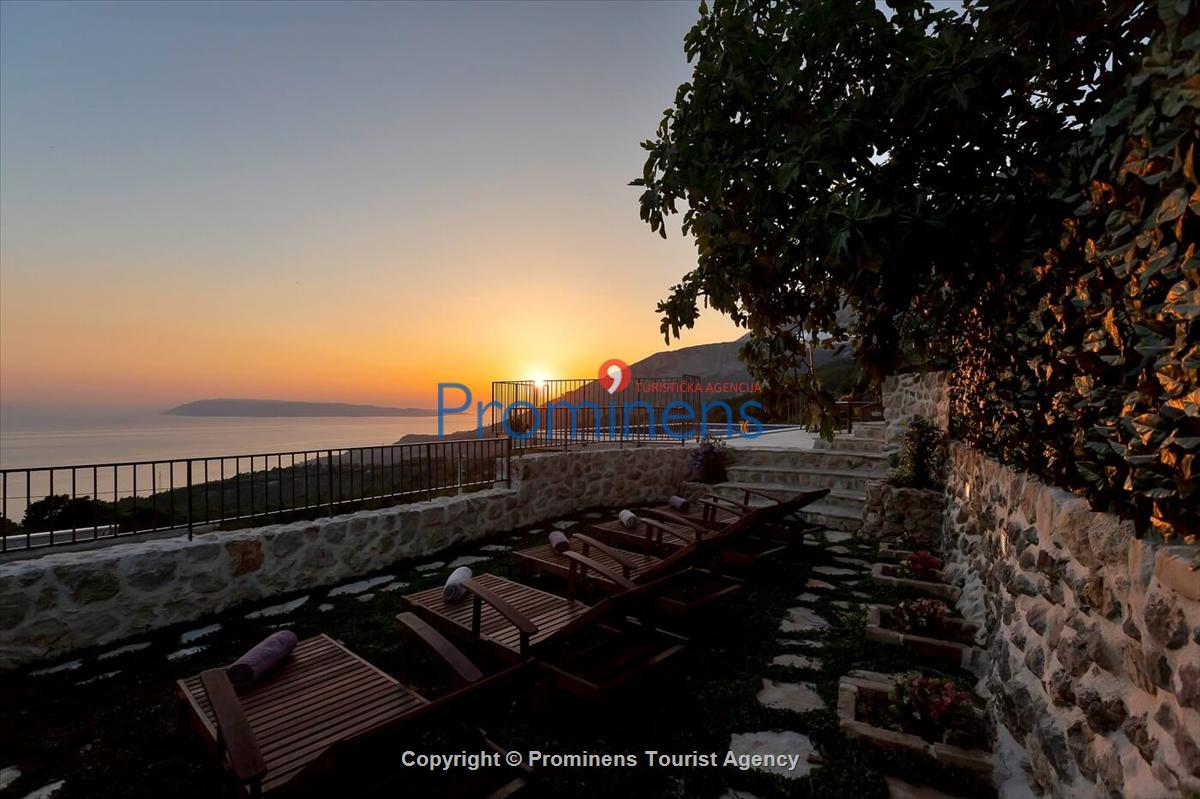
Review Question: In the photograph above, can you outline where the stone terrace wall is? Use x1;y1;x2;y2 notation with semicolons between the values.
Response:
881;371;950;454
942;442;1200;799
0;445;691;670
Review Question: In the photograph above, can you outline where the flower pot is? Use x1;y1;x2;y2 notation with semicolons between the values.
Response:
864;605;983;673
837;675;992;776
870;563;960;601
877;544;943;564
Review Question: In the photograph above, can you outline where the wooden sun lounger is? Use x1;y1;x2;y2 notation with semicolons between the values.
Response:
653;487;828;533
648;487;831;541
178;618;525;798
588;515;707;556
400;567;686;698
510;532;742;617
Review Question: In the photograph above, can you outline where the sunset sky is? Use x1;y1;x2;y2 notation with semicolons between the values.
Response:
0;1;739;414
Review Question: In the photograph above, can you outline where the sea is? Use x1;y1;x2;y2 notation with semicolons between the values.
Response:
0;412;480;470
0;411;484;526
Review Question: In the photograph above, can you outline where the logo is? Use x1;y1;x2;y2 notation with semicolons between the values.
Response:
598;358;631;394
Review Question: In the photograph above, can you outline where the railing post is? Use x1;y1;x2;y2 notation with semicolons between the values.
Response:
186;459;193;540
426;443;433;501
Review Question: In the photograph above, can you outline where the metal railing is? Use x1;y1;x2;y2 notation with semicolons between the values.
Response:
0;437;511;552
491;376;708;449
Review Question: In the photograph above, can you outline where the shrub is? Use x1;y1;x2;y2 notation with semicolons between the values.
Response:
891;417;946;491
689;435;729;483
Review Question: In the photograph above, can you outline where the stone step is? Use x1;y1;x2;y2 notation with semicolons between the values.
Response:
729;448;889;472
726;464;886;493
813;435;887;454
715;482;866;512
710;482;864;532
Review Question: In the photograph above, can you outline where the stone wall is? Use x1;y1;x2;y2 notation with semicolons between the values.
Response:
0;445;692;670
861;482;946;539
881;371;950;453
942;442;1200;799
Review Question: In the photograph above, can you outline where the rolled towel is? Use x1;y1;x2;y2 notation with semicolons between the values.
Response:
227;630;298;689
443;566;473;603
668;495;690;512
548;530;570;553
618;509;639;529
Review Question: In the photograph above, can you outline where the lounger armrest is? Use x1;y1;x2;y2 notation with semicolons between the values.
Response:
462;578;539;636
199;669;268;786
637;507;692;527
396;612;484;684
561;550;637;590
572;533;638;572
640;517;699;545
700;494;752;513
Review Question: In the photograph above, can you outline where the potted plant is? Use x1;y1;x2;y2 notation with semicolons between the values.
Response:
871;551;959;600
838;671;991;775
689;436;729;484
865;600;982;670
879;530;942;561
862;416;949;538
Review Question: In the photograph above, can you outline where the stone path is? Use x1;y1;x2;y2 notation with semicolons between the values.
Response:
327;575;394;596
19;779;65;799
756;679;826;713
245;595;309;619
180;624;221;643
447;555;492;569
724;528;977;798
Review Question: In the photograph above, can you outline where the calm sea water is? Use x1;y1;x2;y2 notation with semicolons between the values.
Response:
0;413;480;470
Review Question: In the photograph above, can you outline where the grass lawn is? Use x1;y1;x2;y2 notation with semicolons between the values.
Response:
0;512;992;799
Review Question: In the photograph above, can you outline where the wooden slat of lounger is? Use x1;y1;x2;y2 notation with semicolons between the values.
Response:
180;634;423;795
514;543;660;583
650;502;740;527
591;518;703;553
403;573;592;655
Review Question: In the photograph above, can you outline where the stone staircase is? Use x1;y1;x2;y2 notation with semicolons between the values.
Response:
713;423;889;532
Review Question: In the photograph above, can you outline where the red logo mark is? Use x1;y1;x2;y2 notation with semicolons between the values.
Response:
598;359;631;394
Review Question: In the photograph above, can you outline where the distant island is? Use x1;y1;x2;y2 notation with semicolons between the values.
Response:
165;399;439;417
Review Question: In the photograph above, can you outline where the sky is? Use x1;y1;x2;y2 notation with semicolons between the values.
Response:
0;0;740;415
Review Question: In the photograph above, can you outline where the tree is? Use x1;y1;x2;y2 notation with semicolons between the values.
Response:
635;0;1198;539
634;0;1154;433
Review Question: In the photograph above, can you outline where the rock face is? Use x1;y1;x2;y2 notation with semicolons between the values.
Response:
0;445;692;669
943;439;1200;799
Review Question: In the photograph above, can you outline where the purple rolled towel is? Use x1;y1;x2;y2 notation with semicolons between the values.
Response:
669;495;690;513
618;509;638;529
548;530;570;553
227;630;298;689
443;566;473;603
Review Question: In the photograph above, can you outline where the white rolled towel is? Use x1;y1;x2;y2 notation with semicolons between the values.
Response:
443;566;473;603
618;509;639;530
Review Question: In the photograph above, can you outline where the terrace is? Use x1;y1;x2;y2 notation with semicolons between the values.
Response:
2;375;1195;799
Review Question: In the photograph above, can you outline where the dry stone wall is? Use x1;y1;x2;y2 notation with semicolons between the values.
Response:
0;445;691;670
942;442;1200;799
881;371;950;453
